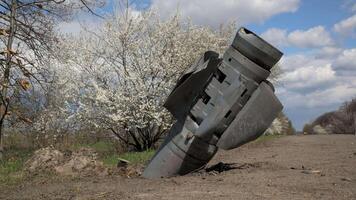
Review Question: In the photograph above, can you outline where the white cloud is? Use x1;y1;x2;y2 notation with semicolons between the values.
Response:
278;83;356;108
58;21;85;34
150;0;300;27
57;13;103;34
315;47;343;59
280;64;335;89
333;48;356;70
280;53;330;71
261;26;334;48
334;14;356;37
288;26;334;48
260;28;288;47
57;8;142;35
278;47;356;111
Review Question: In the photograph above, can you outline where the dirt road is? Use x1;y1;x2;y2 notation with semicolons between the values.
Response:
1;135;356;200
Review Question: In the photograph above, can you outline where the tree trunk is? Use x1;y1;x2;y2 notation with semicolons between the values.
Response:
0;0;17;160
354;113;356;136
0;128;3;160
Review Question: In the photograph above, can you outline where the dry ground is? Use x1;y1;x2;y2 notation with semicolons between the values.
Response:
1;134;356;200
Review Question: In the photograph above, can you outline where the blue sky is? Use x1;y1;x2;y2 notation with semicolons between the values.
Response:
66;0;356;130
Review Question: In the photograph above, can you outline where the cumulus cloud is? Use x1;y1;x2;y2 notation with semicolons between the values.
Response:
150;0;300;27
315;47;343;59
277;70;356;127
57;13;104;34
278;83;356;108
260;28;288;47
333;48;356;70
57;8;142;35
280;53;330;72
280;64;335;89
261;26;334;48
288;26;334;48
334;14;356;37
277;47;356;113
58;21;85;34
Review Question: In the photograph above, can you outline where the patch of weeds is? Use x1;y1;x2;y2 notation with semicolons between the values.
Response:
89;141;116;154
102;150;155;167
0;149;34;185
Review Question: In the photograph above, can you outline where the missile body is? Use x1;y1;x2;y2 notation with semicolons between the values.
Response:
143;27;284;179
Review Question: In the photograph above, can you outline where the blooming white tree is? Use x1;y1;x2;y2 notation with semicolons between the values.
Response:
0;0;105;159
46;8;283;151
53;9;235;151
265;113;295;135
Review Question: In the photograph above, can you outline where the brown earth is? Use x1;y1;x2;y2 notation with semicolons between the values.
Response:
1;134;356;200
24;147;109;177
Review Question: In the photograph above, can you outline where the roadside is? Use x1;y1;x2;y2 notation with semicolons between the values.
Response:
1;134;356;200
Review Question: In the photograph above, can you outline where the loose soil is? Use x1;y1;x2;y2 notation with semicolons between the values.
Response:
24;147;108;177
1;134;356;200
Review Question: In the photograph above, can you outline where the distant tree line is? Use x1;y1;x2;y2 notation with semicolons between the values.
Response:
303;98;356;135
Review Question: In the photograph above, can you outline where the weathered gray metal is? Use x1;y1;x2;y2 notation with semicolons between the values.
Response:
142;27;283;179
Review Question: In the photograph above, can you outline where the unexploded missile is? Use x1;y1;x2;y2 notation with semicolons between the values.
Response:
142;27;283;179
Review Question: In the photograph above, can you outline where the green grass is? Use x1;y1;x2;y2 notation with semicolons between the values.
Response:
102;149;155;166
0;140;155;186
72;141;156;167
0;140;156;185
0;149;33;185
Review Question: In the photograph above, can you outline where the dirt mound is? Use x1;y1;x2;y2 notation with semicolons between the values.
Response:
25;147;65;173
55;148;109;176
25;147;108;177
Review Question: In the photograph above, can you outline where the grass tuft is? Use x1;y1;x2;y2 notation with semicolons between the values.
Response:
0;149;33;185
102;149;155;167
